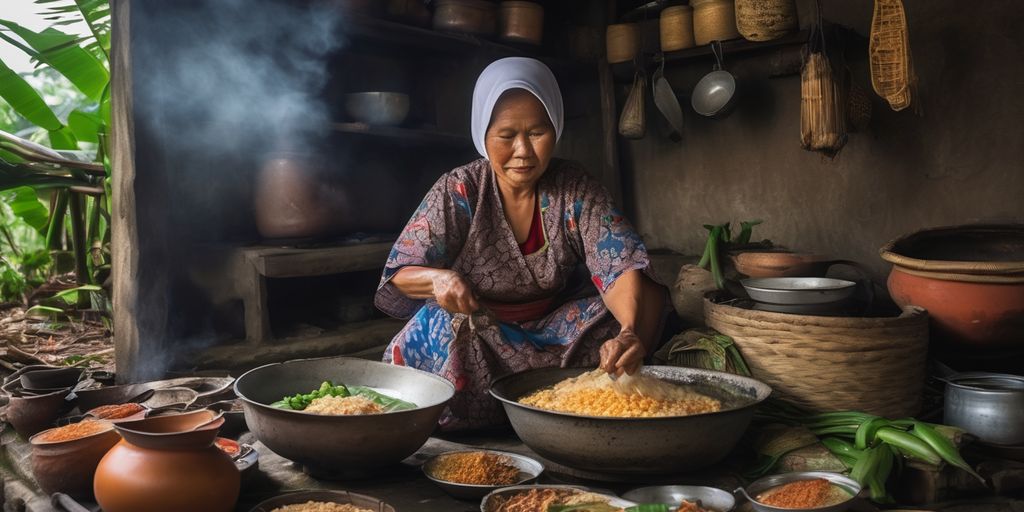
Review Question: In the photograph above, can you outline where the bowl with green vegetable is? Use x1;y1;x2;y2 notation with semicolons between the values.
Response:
235;356;454;477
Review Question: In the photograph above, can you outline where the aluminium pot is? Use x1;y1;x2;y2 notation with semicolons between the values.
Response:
490;366;771;474
253;152;353;242
944;372;1024;446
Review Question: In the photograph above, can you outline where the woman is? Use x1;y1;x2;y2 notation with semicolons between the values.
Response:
375;57;665;430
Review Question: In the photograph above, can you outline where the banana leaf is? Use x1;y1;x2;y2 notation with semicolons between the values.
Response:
67;109;102;143
36;0;112;57
347;385;417;411
0;60;63;130
0;20;109;101
4;186;49;233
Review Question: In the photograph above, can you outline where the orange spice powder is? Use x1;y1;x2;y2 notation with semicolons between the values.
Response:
88;403;145;420
757;478;833;508
430;451;521;486
35;420;112;443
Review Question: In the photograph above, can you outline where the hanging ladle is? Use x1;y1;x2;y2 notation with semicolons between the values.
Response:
691;40;738;118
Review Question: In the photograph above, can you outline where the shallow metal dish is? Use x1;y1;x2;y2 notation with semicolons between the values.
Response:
422;449;543;500
235;356;454;477
480;485;635;512
250;490;395;512
741;277;857;305
490;366;771;474
623;485;736;511
344;92;410;126
739;471;861;512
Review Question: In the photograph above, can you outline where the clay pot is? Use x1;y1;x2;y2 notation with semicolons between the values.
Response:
253;153;352;242
94;410;239;512
3;381;75;438
29;422;120;499
731;252;835;278
881;224;1024;347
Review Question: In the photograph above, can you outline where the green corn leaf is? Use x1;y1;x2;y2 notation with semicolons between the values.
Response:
0;21;109;101
0;60;63;130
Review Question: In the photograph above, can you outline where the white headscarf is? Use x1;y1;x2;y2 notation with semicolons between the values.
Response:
471;57;564;159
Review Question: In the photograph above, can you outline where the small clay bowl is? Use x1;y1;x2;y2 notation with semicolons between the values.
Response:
5;384;75;438
250;490;395;512
29;420;119;500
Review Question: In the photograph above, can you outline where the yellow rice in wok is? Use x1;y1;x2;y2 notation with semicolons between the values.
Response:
270;502;372;512
518;370;721;418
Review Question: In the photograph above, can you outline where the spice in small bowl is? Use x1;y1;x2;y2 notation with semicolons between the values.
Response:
739;471;861;512
422;449;543;500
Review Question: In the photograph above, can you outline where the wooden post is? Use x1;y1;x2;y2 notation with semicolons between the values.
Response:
110;0;141;382
598;0;623;206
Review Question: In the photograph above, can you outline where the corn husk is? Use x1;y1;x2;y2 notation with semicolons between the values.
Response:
800;51;847;156
618;72;647;139
869;0;916;111
653;329;751;376
735;0;798;42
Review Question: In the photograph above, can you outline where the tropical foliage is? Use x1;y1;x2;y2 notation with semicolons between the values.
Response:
0;0;111;315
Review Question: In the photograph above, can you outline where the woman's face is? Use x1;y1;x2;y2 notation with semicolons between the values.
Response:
485;89;555;191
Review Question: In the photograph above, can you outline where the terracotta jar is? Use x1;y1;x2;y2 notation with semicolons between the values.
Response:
30;422;120;499
94;410;239;512
253;152;351;242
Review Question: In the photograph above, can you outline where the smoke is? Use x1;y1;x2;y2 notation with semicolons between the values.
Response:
133;0;345;155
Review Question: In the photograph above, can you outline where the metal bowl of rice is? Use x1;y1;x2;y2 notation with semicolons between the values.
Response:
489;366;771;474
249;490;395;512
236;357;454;477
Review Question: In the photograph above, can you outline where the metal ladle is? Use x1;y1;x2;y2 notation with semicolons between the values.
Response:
691;41;738;118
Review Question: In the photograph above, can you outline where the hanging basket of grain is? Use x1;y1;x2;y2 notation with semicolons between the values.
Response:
800;49;847;156
735;0;798;42
619;71;647;139
869;0;916;111
704;295;929;417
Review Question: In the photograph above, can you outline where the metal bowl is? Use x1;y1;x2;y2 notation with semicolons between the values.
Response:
250;490;395;512
739;471;861;512
480;485;635;512
344;92;410;126
741;277;857;305
622;485;736;511
692;70;737;118
490;366;771;474
422;449;543;500
235;356;454;477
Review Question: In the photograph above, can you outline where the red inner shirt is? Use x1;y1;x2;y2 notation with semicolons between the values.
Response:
518;199;544;255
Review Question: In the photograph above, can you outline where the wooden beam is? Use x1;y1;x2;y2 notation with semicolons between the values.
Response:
242;241;394;279
110;0;140;382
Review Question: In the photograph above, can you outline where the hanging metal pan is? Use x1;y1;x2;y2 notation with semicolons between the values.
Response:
691;40;738;118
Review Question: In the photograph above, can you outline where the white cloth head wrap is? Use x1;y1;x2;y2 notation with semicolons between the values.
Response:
471;57;564;159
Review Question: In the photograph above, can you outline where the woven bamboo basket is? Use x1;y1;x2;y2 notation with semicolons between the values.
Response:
801;51;847;155
606;23;640;64
735;0;798;42
660;5;695;51
704;296;929;417
869;0;916;111
693;0;741;46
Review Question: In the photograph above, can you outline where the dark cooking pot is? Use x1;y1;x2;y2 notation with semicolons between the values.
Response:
253;152;352;242
944;372;1024;446
490;366;771;475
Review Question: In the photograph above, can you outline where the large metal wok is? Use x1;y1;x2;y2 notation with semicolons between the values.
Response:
235;357;454;477
490;366;771;474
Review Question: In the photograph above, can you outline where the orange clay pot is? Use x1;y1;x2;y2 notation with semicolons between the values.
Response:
93;410;239;512
881;224;1024;348
29;422;119;500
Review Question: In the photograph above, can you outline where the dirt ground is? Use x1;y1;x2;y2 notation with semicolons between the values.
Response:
0;304;114;376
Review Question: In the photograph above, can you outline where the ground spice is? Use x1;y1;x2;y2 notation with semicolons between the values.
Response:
34;420;112;443
486;488;578;512
676;500;711;512
757;478;832;508
87;403;145;420
430;451;521;486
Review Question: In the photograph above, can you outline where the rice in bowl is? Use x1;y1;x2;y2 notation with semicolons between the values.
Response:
270;502;372;512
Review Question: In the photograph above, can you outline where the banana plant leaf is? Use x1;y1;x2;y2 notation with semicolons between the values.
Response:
347;385;417;411
0;20;109;101
48;126;78;150
0;60;63;130
42;283;101;306
3;186;49;233
67;109;102;143
36;0;111;57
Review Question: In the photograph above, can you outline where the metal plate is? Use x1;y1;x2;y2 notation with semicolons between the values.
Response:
742;277;856;305
422;449;543;500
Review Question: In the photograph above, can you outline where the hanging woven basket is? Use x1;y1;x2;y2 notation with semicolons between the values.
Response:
869;0;916;111
800;50;847;156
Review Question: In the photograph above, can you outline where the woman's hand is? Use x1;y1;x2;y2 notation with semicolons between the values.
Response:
599;329;645;377
432;270;480;315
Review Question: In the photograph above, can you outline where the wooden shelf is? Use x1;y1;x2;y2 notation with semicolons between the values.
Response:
330;122;473;148
612;31;810;80
343;14;590;75
240;239;395;279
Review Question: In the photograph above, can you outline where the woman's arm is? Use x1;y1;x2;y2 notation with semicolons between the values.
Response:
391;266;480;315
598;269;666;376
